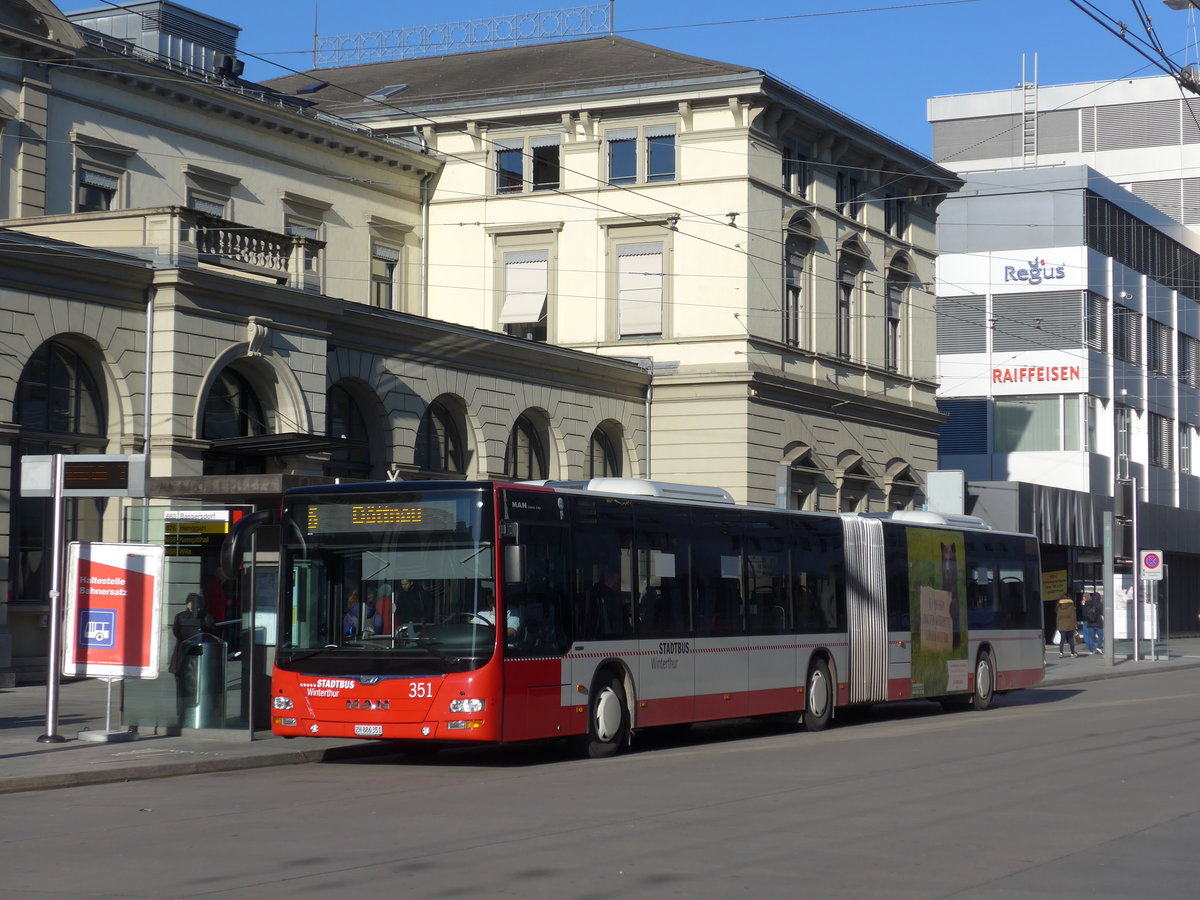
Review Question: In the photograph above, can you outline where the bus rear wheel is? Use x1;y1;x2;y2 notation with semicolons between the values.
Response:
973;651;996;711
803;659;834;732
584;673;629;758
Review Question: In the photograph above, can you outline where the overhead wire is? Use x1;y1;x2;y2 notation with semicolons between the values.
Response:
16;0;1200;378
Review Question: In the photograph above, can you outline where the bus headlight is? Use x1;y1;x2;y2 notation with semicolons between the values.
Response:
449;698;485;713
273;696;294;710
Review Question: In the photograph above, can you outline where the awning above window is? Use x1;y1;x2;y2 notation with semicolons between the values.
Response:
207;433;363;456
500;251;548;324
618;242;663;336
499;292;547;324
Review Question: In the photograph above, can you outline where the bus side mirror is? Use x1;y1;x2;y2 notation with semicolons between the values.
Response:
503;544;526;585
219;508;278;580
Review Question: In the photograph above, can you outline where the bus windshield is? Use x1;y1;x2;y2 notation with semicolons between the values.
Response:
275;486;496;676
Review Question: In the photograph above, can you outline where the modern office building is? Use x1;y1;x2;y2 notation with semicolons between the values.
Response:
931;80;1200;634
930;72;1200;235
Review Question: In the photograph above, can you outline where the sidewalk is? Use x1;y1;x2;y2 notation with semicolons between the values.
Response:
0;678;391;795
3;637;1199;795
1039;634;1200;687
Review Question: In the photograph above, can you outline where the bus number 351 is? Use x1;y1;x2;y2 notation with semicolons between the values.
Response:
408;682;434;699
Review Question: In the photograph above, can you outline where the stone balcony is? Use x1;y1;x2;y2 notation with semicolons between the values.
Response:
3;207;326;291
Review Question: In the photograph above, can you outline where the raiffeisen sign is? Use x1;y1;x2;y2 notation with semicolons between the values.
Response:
938;349;1088;398
991;362;1081;385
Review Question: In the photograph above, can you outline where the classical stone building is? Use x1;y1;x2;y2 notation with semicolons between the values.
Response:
0;2;647;695
266;36;962;511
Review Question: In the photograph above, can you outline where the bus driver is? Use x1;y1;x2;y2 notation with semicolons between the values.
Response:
473;589;520;640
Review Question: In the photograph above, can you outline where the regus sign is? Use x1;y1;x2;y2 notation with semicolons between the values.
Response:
1002;257;1066;286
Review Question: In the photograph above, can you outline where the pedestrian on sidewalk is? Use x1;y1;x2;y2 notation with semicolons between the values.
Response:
1056;595;1078;658
1082;591;1104;654
170;593;216;719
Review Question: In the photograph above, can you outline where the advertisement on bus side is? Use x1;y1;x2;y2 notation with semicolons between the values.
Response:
908;529;968;697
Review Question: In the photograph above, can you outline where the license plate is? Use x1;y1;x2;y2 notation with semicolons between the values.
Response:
354;724;383;736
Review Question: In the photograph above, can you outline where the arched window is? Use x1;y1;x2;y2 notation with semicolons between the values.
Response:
588;425;621;478
780;444;824;511
415;399;465;475
505;413;547;480
202;367;267;475
784;235;806;347
836;454;875;513
13;340;107;602
885;460;921;511
837;253;858;360
18;340;104;436
326;383;371;479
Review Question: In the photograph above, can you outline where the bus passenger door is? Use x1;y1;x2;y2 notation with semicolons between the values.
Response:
501;522;572;741
691;522;748;721
634;513;696;727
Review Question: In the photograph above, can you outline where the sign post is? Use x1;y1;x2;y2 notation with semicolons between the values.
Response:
63;542;164;741
1139;550;1163;661
35;455;67;743
21;453;150;743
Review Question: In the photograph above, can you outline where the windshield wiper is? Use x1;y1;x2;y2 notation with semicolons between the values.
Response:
413;636;453;663
459;541;492;565
283;647;334;663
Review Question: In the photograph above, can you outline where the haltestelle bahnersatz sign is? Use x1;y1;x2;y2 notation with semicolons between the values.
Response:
63;542;164;679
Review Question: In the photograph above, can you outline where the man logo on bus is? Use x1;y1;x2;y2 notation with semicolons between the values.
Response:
346;699;390;710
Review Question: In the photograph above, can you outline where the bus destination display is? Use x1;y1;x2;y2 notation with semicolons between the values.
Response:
303;499;459;534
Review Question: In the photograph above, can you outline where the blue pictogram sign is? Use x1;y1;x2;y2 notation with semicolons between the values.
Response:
81;609;116;648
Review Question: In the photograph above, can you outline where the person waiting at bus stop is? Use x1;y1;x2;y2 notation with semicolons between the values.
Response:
1082;592;1104;654
1056;594;1078;658
169;593;216;717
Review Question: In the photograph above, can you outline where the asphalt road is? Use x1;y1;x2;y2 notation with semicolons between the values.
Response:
3;670;1197;899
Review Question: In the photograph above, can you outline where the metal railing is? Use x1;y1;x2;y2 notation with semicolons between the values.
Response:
316;3;612;66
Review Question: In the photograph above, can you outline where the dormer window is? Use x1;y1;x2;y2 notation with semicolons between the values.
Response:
365;84;408;102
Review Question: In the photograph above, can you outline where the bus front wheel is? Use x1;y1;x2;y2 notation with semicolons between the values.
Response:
803;659;834;732
973;651;996;711
585;673;630;758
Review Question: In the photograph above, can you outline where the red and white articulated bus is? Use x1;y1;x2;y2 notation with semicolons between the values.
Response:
267;478;1044;756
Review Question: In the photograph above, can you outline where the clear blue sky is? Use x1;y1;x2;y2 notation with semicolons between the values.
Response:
65;0;1199;155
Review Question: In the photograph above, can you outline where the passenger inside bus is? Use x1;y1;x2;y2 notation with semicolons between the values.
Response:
374;587;393;632
588;567;626;637
343;589;383;638
392;579;433;630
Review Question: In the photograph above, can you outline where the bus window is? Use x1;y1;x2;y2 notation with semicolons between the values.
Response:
743;533;790;633
506;523;570;656
572;500;635;641
883;524;910;630
691;519;742;636
635;508;690;638
793;519;844;633
966;563;997;629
